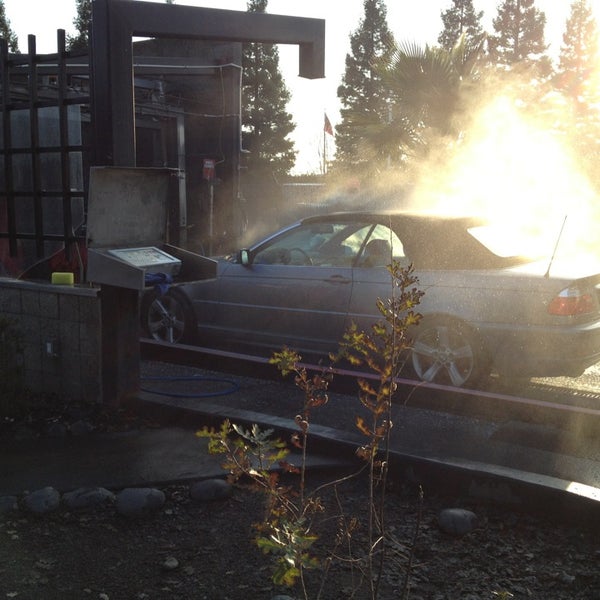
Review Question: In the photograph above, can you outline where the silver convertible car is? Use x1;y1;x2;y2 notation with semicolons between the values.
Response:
141;211;600;387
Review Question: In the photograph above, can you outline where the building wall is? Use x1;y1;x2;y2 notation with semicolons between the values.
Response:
0;279;102;403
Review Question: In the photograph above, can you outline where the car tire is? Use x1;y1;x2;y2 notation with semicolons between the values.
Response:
140;288;197;344
410;317;489;388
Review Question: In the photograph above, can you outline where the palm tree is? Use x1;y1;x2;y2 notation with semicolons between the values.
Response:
373;36;485;164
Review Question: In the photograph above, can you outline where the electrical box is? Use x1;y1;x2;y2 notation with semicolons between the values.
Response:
86;166;215;290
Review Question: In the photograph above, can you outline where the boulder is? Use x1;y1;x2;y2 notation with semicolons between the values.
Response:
63;487;115;510
437;508;478;536
24;486;61;514
116;487;165;517
190;478;233;502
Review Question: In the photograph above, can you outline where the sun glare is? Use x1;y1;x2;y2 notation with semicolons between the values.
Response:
412;93;600;261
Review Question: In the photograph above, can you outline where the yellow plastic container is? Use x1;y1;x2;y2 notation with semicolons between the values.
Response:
51;272;75;285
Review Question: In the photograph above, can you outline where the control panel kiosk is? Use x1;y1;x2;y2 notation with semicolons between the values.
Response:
86;166;213;405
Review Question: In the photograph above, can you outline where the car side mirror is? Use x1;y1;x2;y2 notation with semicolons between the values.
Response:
240;249;251;266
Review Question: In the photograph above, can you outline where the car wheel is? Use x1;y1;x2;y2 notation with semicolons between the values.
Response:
141;289;196;344
411;318;489;388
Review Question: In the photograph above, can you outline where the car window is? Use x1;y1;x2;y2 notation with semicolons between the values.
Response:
468;224;542;259
356;224;406;267
253;222;368;266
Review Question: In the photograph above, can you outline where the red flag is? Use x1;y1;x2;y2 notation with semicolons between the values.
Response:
324;113;334;136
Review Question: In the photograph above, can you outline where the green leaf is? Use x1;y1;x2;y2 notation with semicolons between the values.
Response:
256;536;282;554
273;563;301;586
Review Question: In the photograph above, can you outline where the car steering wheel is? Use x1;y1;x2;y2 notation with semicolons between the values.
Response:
289;247;313;265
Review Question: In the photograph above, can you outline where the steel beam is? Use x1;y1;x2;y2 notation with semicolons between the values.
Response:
91;0;325;167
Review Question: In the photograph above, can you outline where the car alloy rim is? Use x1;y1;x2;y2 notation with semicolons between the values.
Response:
147;295;185;343
412;324;474;387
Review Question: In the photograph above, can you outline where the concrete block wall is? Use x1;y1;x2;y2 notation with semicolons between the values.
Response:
0;279;102;403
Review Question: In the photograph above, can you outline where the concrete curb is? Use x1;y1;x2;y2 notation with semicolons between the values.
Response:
130;392;600;531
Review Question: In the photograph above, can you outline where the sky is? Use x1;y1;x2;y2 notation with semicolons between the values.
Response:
3;0;599;173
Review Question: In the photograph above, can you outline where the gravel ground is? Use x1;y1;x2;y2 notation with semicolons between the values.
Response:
2;462;599;599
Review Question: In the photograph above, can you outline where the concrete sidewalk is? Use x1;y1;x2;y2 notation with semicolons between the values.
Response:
0;423;354;497
129;391;600;524
0;428;224;495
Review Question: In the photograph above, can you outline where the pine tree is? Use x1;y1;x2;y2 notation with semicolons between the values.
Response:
67;0;92;51
334;0;395;175
556;0;600;177
0;0;19;53
558;0;599;98
490;0;547;67
241;0;296;181
438;0;484;53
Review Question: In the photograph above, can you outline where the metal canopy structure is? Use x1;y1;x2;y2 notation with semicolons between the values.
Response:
90;0;326;167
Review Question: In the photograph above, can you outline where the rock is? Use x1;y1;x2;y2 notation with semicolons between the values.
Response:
0;495;18;513
24;487;61;514
189;478;233;502
116;488;165;517
558;572;576;584
162;556;179;571
45;421;68;437
63;487;115;510
437;508;478;536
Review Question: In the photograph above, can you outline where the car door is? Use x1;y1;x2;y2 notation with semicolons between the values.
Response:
347;223;410;332
214;221;363;357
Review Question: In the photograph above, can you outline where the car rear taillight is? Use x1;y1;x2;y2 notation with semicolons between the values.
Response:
547;286;595;316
